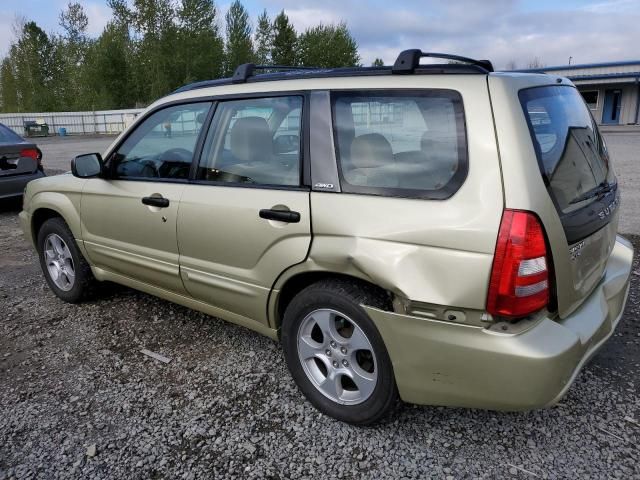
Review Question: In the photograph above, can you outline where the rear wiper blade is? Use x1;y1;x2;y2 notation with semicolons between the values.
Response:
570;181;615;204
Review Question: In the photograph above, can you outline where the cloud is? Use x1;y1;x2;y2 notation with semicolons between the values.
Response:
2;0;638;70
262;0;640;68
84;1;112;36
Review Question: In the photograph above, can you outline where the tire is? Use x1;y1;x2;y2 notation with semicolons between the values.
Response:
37;217;96;303
281;279;398;425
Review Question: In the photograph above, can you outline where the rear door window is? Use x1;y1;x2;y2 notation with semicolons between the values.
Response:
331;90;467;199
519;85;617;242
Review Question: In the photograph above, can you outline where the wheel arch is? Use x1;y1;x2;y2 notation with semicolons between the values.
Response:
270;269;394;333
29;192;83;247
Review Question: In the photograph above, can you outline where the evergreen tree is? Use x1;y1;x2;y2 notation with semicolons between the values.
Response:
0;58;19;112
83;22;133;109
372;58;384;67
224;0;253;75
12;22;61;111
132;0;178;102
298;23;359;68
254;9;273;65
58;2;90;110
0;1;364;112
177;0;225;82
271;10;296;66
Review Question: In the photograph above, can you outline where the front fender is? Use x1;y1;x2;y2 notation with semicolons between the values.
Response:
25;179;88;259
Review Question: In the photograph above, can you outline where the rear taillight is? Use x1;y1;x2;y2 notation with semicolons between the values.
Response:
21;148;41;166
487;209;550;318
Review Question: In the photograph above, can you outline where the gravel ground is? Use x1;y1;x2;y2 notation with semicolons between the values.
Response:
604;132;640;236
0;200;639;479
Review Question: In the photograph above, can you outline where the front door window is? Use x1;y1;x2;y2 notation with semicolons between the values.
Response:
109;102;212;179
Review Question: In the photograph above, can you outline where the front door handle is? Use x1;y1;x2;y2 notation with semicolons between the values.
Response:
142;196;170;208
259;208;300;223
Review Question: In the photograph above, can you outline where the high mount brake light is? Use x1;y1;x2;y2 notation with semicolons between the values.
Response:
487;210;550;318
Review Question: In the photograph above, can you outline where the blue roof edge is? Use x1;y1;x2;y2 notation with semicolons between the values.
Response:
515;59;640;73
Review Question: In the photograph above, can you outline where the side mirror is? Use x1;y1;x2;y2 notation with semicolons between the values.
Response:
71;153;103;178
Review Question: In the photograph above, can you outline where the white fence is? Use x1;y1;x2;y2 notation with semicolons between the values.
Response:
0;108;144;136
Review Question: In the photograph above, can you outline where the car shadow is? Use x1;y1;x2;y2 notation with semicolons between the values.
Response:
0;197;23;214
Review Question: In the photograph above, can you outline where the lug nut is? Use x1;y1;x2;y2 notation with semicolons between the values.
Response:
342;359;349;367
332;361;339;368
330;341;337;348
325;349;331;356
340;347;347;354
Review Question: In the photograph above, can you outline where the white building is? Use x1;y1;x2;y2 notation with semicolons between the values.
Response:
519;60;640;126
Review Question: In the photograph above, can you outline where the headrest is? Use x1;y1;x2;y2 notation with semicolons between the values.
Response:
350;133;393;169
230;116;272;163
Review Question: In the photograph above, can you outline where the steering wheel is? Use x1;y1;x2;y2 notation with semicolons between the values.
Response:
140;160;159;177
159;147;192;162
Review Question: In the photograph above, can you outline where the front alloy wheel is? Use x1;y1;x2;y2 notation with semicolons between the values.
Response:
43;233;76;291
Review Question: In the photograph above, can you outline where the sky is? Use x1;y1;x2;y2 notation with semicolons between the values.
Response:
1;0;639;69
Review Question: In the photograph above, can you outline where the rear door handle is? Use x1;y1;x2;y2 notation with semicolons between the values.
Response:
259;209;300;223
142;196;170;208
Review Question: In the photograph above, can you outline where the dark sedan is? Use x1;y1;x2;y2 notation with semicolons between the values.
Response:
0;123;45;200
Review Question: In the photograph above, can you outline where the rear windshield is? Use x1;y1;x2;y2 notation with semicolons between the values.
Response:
332;90;467;199
519;86;613;214
0;124;23;144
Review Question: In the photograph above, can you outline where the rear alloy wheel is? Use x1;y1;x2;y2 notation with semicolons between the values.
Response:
282;279;398;424
297;309;378;405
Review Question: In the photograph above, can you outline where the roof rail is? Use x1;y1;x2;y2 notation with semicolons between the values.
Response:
392;49;494;74
232;64;321;84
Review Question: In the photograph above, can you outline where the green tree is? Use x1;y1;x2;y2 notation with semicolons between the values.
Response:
0;58;19;112
107;0;132;27
224;0;253;75
372;58;384;67
298;23;359;68
59;2;88;42
271;10;296;66
11;21;61;111
176;0;224;83
83;22;133;109
131;0;179;102
254;9;273;65
58;2;91;109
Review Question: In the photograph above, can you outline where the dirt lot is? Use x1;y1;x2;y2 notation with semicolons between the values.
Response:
1;133;640;479
37;135;117;174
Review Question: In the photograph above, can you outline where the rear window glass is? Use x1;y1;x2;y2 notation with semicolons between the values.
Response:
332;90;467;199
0;124;23;143
519;86;613;215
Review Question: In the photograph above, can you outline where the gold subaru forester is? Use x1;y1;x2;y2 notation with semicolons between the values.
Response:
19;50;633;424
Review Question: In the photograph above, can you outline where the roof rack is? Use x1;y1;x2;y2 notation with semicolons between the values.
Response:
232;64;321;84
172;49;494;93
392;49;494;74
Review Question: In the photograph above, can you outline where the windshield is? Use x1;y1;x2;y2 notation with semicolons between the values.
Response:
519;86;613;215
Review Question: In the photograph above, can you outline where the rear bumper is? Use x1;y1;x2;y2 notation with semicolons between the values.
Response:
366;235;633;410
0;170;45;199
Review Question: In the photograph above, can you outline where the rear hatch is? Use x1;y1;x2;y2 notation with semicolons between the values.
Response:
518;84;618;315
